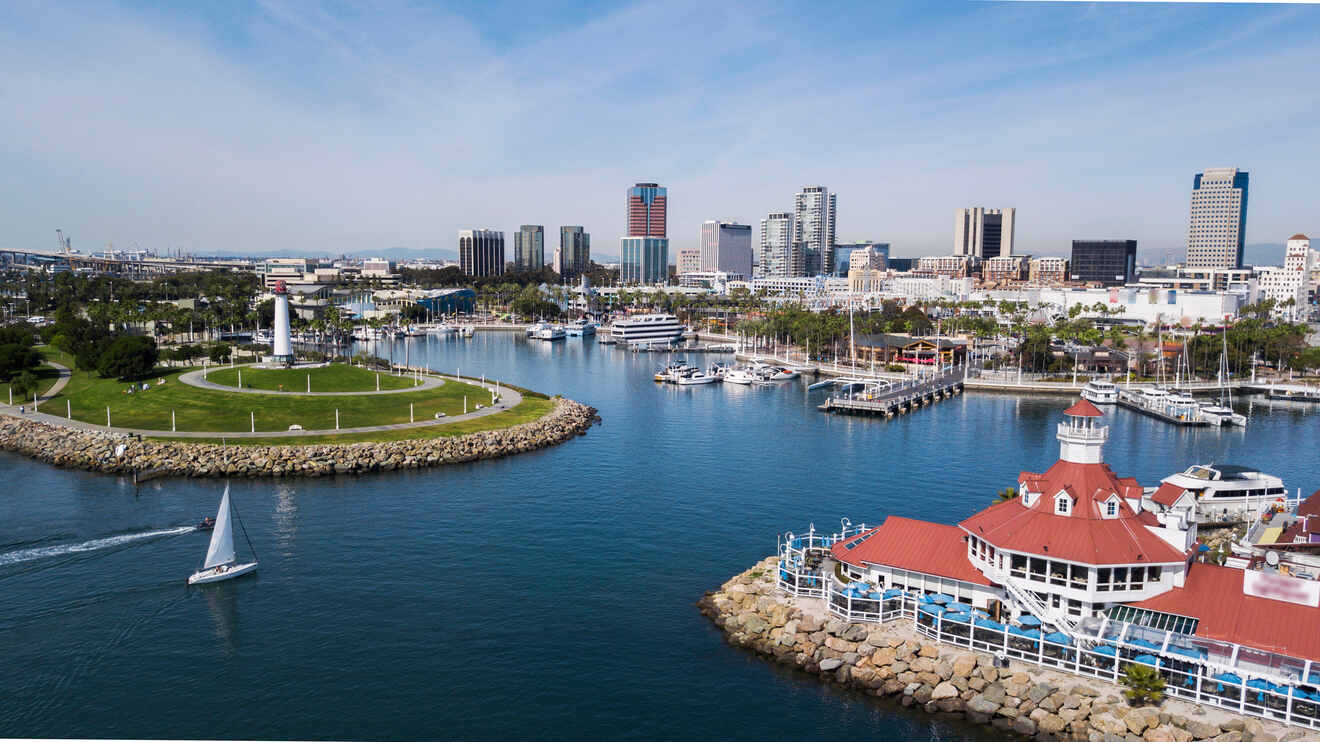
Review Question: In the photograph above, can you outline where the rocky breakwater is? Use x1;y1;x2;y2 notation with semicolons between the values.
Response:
698;557;1298;742
0;398;598;478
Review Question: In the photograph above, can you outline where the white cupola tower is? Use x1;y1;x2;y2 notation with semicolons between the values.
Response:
1057;399;1108;464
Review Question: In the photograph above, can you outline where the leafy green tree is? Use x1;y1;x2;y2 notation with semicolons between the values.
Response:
10;369;39;401
96;336;159;380
208;342;232;364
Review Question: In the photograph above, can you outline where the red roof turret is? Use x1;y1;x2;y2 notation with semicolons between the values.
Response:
1063;399;1104;418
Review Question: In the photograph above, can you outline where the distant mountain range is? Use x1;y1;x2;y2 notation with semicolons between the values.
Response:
220;246;460;262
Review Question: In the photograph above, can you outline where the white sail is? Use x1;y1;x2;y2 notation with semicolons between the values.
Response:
202;486;236;569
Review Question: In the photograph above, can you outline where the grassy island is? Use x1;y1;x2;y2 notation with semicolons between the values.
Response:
36;361;543;439
204;364;418;392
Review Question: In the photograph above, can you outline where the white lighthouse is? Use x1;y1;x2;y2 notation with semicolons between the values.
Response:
272;280;293;365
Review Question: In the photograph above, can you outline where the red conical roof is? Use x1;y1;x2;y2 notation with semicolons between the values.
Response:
1063;398;1104;417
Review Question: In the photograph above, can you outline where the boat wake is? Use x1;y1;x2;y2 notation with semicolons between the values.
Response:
0;527;195;568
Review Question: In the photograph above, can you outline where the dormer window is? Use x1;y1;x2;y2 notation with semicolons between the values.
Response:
1106;500;1118;517
1055;494;1071;515
1022;491;1036;507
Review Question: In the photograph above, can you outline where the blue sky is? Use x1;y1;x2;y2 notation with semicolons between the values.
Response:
0;0;1317;260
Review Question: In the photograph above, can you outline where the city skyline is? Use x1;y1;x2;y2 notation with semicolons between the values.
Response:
0;2;1317;260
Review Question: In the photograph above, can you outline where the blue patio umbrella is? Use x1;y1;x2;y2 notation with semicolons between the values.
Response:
920;594;938;603
1198;544;1210;552
1166;645;1204;659
944;612;970;623
883;588;904;598
1009;626;1040;639
947;601;972;611
932;593;954;605
1017;615;1042;628
868;591;885;600
1213;672;1242;684
974;617;1005;631
1132;654;1159;666
919;604;946;616
1092;644;1117;657
1044;632;1073;646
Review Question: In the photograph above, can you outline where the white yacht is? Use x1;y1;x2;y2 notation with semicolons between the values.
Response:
609;314;685;346
457;325;475;338
565;319;597;336
675;369;719;385
1156;464;1287;521
427;323;455;336
525;322;546;337
1080;379;1118;405
724;366;757;385
533;324;566;341
1197;401;1247;427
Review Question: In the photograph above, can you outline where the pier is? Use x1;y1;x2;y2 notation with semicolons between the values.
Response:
818;370;964;417
1115;390;1211;426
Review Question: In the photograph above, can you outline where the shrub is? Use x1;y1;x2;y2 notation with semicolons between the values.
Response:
1121;663;1165;706
97;336;159;380
885;364;906;372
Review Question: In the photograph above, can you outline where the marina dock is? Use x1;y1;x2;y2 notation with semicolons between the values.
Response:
1115;390;1210;426
818;371;963;417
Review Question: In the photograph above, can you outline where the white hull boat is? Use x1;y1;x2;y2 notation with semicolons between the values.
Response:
187;485;258;586
675;371;719;385
1080;380;1119;405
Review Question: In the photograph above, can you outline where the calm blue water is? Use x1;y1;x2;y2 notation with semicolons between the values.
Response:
3;333;1317;740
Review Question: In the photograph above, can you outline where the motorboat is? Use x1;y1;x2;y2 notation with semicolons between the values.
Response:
724;366;757;385
533;325;566;341
457;325;475;338
565;319;597;336
197;516;215;531
771;367;800;381
188;485;259;586
525;323;547;337
654;360;696;382
1080;379;1119;405
427;324;455;336
675;369;719;385
707;363;731;379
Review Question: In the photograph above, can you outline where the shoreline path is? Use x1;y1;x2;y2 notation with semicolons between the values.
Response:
0;362;524;439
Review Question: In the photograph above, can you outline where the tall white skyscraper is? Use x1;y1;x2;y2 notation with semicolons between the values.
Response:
699;220;753;276
758;212;800;278
954;207;1015;259
1186;168;1249;269
793;186;836;275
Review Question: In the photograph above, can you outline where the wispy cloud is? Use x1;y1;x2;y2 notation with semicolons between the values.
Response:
0;0;1315;258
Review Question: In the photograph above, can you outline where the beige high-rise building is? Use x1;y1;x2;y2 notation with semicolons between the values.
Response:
955;207;1015;259
1186;168;1248;269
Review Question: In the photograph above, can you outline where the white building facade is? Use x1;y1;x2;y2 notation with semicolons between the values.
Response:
699;220;753;276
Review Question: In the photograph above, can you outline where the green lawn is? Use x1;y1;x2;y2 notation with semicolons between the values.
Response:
37;365;503;433
205;364;417;392
164;396;557;445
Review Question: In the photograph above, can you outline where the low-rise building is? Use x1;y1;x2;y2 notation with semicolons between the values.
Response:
916;255;976;277
982;255;1029;283
1029;256;1069;285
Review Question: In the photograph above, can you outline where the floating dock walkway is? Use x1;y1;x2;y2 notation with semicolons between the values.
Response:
818;372;964;417
1114;392;1210;427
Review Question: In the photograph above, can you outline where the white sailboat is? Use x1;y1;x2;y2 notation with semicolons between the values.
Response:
188;485;259;585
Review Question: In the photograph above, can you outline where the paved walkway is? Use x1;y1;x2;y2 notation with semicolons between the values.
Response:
0;362;526;439
178;364;446;396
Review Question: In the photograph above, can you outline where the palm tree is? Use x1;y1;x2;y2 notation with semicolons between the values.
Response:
993;486;1019;505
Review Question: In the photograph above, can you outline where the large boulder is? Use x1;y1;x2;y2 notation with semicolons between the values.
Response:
930;682;959;700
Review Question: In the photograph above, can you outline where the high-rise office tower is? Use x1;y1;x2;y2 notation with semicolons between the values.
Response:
458;229;505;277
793;186;836;275
1070;240;1137;286
559;226;590;280
1186;168;1249;269
626;182;667;238
955;207;1015;259
514;225;544;272
699;220;753;276
759;212;801;278
620;183;668;284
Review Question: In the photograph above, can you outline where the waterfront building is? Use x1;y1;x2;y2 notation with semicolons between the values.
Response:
559;226;590;281
1029;256;1069;285
916;255;976;277
777;402;1320;731
459;229;505;277
699;221;753;276
677;271;746;291
955;207;1015;259
1070;240;1137;286
851;334;968;366
834;242;889;276
982;255;1029;283
794;186;837;275
627;183;667;238
1187;168;1249;269
677;248;702;275
514;225;544;272
758;212;801;278
619;237;668;284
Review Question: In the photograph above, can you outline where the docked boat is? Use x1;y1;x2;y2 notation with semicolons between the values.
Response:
1197;401;1247;427
427;323;455;336
187;486;259;586
457;325;475;338
1080;379;1118;405
565;319;597;336
771;367;800;381
1266;385;1320;402
707;363;731;379
533;324;566;341
525;322;546;337
1154;463;1287;522
609;314;685;346
1117;386;1207;425
724;366;757;385
654;360;696;382
675;369;719;385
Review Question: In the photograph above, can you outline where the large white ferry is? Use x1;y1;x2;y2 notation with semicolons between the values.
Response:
609;314;685;346
1079;379;1118;404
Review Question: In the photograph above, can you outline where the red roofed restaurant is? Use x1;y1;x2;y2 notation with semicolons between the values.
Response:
779;403;1320;730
